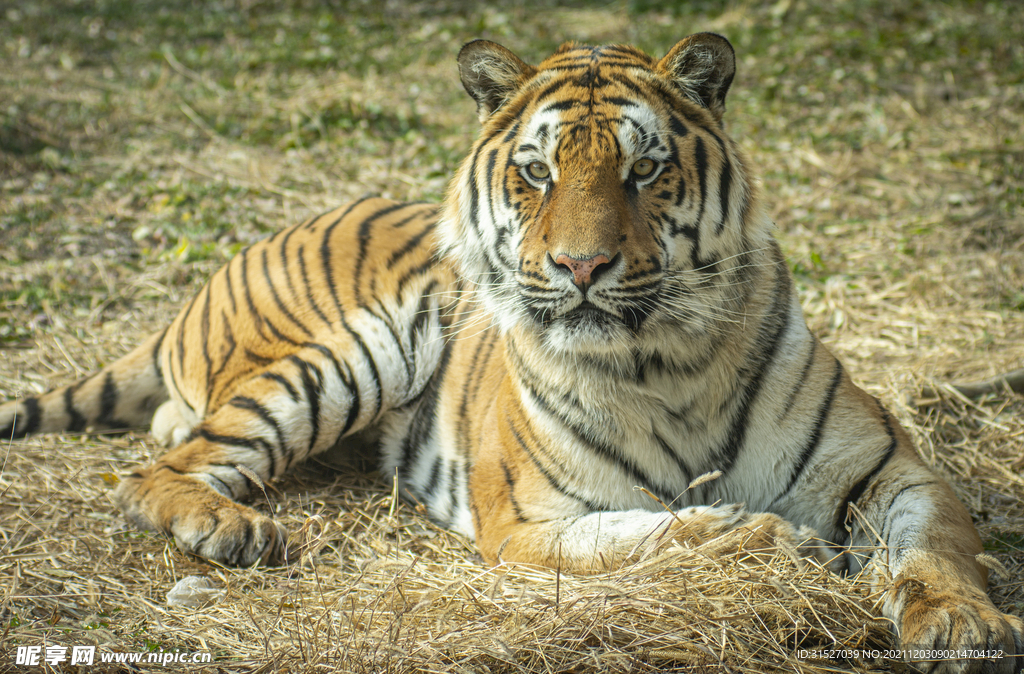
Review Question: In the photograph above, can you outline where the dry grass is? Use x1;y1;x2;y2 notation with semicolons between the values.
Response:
3;436;899;673
2;1;1023;672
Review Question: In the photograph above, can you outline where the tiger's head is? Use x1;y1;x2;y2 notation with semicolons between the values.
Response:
440;34;774;356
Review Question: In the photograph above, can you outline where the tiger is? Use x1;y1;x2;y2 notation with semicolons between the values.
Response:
1;33;1021;673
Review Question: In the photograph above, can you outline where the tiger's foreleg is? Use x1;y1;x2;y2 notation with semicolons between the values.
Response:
469;420;827;573
853;453;1024;673
474;503;822;574
114;342;370;566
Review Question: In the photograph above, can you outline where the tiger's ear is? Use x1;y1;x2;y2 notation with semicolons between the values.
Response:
458;40;537;122
657;33;736;122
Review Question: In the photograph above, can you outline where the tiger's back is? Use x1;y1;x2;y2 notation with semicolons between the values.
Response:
1;199;461;512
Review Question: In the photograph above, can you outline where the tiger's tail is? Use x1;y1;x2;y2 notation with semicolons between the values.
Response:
0;330;168;440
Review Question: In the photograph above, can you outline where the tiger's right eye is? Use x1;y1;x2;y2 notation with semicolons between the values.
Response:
527;162;551;180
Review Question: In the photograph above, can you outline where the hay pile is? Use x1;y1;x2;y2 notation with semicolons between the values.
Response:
3;423;896;673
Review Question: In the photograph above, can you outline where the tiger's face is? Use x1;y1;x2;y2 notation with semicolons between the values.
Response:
441;36;773;355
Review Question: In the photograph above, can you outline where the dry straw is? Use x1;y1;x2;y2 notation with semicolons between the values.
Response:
1;426;896;673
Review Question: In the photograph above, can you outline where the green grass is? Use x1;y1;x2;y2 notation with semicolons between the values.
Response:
1;0;1022;335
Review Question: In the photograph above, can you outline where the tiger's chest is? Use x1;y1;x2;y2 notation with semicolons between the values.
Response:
374;293;821;541
376;328;733;535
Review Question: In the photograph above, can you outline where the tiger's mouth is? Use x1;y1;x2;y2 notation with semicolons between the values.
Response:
536;300;649;334
525;299;609;326
561;301;612;327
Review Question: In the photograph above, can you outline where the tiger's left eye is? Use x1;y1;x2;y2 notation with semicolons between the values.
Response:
632;158;655;177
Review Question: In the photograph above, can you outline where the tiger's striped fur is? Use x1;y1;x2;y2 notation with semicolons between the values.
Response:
2;34;1021;672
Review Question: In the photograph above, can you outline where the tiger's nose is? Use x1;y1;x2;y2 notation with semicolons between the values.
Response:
553;253;613;290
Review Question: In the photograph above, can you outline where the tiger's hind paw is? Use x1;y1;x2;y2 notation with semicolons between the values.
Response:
171;503;288;567
113;469;288;567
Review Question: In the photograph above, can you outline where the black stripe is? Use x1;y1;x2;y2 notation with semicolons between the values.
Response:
465;144;486;236
197;427;260;451
773;357;843;503
408;281;439;354
834;402;899;543
484;149;501;249
374;302;415;389
259;372;299;401
606;72;650;100
261;248;314;339
64;383;86;432
204;463;249;497
735;154;753;240
507;419;602;512
227;396;282;478
200;284;214;400
501;460;527;522
279;224;301;302
716;158;732;235
151;327;168;388
353;201;422;306
652;432;693;489
306;196;374;232
532;78;573;108
503;119;522;144
320;215;384;421
261;312;302;347
422;456;444;498
287;355;323;456
209;310;236;392
399;339;453;471
239;247;269;341
693;136;708;229
880;481;936;541
714;139;732;236
541;99;576;112
175;292;200;385
297;243;331;328
512;360;679;504
95;371;126;428
443;460;460;526
166;351;197;416
304;342;361;440
244;348;274;366
386;219;436;269
712;251;792;478
6;396;40;438
603;95;641;108
780;339;817;419
456;330;498;460
395;258;439;300
223;260;238;315
667;112;689;141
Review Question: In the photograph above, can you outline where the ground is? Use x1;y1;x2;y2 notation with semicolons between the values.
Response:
1;1;1022;672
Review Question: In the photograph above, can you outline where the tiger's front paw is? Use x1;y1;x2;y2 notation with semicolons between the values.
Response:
672;506;827;566
113;469;288;567
895;581;1024;674
734;511;830;566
